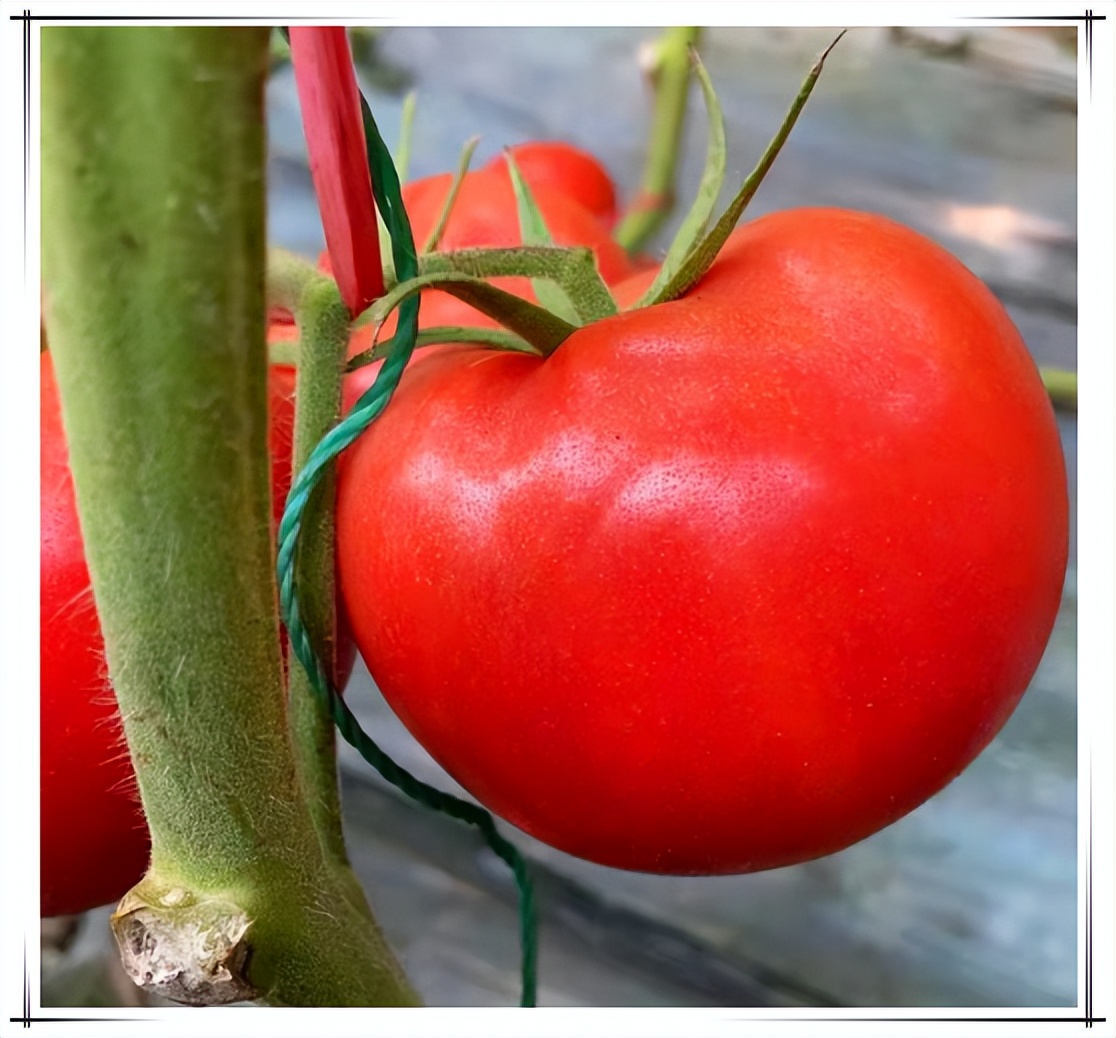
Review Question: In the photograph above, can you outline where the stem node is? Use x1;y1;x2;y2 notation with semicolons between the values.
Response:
111;883;257;1006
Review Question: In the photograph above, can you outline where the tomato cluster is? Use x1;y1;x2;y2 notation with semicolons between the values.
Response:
43;133;1067;909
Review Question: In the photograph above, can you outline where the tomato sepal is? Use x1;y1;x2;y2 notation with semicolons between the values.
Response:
421;135;481;254
503;148;589;325
633;49;727;305
637;30;846;309
362;264;577;357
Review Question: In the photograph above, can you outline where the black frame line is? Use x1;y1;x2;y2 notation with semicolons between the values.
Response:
963;9;1105;95
10;937;148;1028
1086;764;1094;1027
22;8;29;273
15;8;1105;1028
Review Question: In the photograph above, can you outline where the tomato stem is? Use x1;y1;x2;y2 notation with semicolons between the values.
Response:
285;276;352;869
1040;366;1077;412
266;246;324;312
395;89;418;185
614;26;702;253
42;26;416;1007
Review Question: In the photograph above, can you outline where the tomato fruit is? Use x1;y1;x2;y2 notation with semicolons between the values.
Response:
482;141;619;229
335;207;1068;874
41;347;304;916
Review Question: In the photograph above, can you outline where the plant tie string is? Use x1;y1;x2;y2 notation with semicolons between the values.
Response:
275;73;537;1008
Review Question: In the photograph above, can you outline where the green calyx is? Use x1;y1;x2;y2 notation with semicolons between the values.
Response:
633;48;726;307
502;150;584;324
421;134;480;254
359;33;845;358
639;33;846;306
360;265;576;358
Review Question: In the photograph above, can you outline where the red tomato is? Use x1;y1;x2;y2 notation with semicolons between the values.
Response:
41;347;304;916
335;208;1068;874
483;141;619;229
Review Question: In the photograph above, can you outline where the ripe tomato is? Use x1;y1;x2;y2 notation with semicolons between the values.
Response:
41;346;304;916
482;141;619;229
335;208;1068;874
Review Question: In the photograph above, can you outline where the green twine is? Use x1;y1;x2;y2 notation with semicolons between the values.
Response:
276;36;538;1008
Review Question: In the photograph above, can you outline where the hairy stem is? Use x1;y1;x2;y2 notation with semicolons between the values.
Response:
42;26;416;1006
286;277;352;868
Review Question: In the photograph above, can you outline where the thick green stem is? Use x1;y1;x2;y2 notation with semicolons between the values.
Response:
614;26;702;253
42;26;415;1006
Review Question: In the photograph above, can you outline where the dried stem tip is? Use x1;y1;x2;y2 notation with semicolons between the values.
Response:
111;886;259;1006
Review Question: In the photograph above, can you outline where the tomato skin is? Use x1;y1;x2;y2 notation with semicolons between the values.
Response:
482;141;619;229
40;349;309;915
335;207;1068;874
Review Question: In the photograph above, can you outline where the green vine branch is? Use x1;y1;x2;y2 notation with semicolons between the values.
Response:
42;26;416;1007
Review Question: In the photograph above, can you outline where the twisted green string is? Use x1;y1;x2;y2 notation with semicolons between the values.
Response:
276;37;537;1007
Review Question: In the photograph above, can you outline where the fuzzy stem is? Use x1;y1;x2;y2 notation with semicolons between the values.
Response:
286;277;352;868
42;26;416;1006
614;26;702;253
266;246;323;313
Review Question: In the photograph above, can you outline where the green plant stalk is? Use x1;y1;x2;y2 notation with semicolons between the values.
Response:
1040;366;1077;412
42;26;416;1006
614;26;702;253
267;251;378;921
286;277;352;869
266;246;322;313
